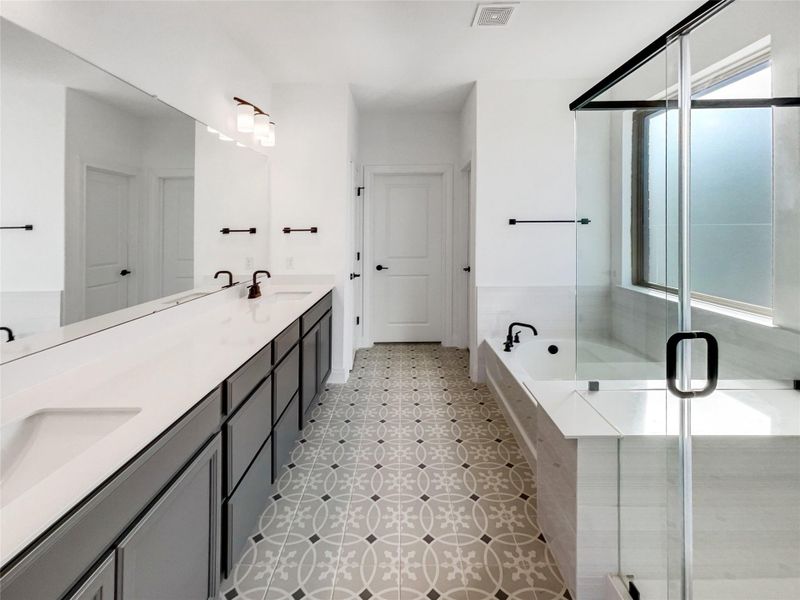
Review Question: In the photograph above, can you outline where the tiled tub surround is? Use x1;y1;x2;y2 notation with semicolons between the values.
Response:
484;338;800;600
0;282;333;568
221;344;572;600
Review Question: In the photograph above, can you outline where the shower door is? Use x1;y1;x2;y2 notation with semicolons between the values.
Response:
669;3;800;600
575;2;799;598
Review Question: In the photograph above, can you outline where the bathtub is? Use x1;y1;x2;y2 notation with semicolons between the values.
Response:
483;335;800;600
482;336;575;465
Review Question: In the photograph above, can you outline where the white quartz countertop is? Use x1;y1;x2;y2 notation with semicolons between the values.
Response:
0;283;333;567
527;380;800;439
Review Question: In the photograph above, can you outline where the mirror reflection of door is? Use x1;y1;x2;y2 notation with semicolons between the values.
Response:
83;167;133;320
160;176;194;297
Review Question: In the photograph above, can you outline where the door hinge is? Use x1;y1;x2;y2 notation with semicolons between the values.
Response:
356;316;360;325
356;186;364;196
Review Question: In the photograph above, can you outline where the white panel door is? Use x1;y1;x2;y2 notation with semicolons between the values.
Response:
84;168;130;319
160;177;195;296
372;173;444;342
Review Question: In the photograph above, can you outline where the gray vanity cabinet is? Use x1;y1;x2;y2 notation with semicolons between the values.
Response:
318;311;332;385
274;393;300;474
301;322;319;416
66;554;115;600
300;294;333;424
116;436;221;600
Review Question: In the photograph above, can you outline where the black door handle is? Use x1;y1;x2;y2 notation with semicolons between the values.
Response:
666;331;719;398
350;273;361;280
463;266;471;272
120;269;131;276
376;265;388;271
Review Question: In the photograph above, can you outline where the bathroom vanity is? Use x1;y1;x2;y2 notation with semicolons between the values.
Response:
0;286;333;600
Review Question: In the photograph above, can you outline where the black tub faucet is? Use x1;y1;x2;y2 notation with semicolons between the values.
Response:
214;270;235;288
1;327;14;342
506;322;538;349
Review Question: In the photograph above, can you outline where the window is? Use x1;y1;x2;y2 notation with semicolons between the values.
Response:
631;61;773;314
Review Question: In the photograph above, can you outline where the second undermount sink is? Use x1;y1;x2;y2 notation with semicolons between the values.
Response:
262;291;312;303
0;407;140;507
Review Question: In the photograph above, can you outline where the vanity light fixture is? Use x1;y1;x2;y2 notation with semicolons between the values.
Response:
234;96;276;147
236;101;255;132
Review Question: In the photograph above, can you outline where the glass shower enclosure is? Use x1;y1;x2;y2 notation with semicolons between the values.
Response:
572;1;799;598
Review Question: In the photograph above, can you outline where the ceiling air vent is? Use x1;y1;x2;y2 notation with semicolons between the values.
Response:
472;3;517;27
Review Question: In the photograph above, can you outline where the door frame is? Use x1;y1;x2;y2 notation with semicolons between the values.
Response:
65;157;140;325
146;168;194;300
363;164;454;347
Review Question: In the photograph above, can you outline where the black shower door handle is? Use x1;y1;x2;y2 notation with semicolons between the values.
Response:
666;331;719;398
376;264;388;271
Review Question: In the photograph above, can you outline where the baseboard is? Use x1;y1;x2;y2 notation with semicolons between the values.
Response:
327;368;350;385
485;369;537;465
606;575;633;600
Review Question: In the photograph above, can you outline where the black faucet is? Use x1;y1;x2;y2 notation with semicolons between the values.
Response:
504;322;538;351
247;270;272;299
214;270;235;288
1;327;14;342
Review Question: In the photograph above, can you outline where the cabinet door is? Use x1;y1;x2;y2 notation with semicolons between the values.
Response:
273;396;300;479
317;312;332;387
117;436;221;600
66;554;115;600
301;326;319;419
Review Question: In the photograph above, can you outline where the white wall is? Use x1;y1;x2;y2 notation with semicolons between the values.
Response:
473;79;589;379
267;83;356;382
193;123;270;285
358;110;468;349
0;2;271;151
0;69;65;336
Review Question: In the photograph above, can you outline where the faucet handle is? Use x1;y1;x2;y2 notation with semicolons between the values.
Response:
503;340;513;352
513;332;521;343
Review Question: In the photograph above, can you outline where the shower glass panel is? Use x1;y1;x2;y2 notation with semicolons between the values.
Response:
575;37;680;599
682;2;800;599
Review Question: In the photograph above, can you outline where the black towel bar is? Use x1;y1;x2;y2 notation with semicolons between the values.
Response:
220;227;257;234
283;227;318;234
509;218;591;225
0;225;34;231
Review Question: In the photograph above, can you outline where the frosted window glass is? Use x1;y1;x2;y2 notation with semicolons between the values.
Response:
641;67;773;309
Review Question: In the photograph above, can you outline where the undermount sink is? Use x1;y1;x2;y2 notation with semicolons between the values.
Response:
262;291;312;303
0;407;140;507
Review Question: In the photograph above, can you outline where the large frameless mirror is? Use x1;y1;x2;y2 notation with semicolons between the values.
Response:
0;19;270;362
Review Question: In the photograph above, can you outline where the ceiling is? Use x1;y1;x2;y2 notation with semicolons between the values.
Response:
208;0;703;111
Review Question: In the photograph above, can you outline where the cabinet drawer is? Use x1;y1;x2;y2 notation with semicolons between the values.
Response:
225;376;272;495
273;320;300;363
226;344;272;414
0;389;222;600
301;292;332;335
274;345;300;420
224;440;272;576
273;395;300;479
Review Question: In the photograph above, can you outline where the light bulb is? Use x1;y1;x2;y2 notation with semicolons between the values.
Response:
236;103;255;132
254;112;270;138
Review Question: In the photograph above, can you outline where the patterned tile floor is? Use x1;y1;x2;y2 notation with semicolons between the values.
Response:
220;343;570;600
